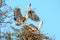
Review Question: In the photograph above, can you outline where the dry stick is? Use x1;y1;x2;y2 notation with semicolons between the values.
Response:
22;5;29;26
10;26;22;35
0;17;13;28
0;3;12;17
24;4;32;25
0;19;12;24
38;21;43;33
0;31;6;38
0;22;12;23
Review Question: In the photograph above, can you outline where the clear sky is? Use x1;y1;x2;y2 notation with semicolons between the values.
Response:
1;0;60;40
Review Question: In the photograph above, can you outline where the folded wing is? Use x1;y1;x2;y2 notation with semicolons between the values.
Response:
28;10;40;22
28;4;40;22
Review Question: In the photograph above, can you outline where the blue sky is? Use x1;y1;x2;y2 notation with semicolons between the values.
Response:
1;0;60;40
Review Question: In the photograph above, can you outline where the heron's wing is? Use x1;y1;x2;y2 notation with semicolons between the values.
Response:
14;8;23;25
28;10;40;22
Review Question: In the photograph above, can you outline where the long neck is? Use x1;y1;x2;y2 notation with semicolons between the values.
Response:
38;21;43;33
